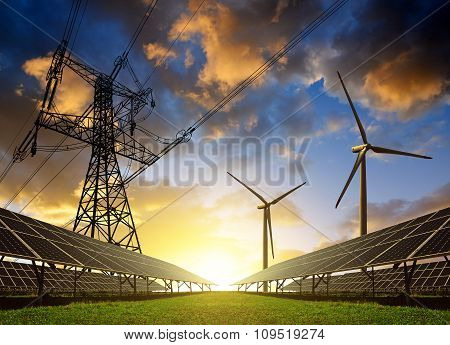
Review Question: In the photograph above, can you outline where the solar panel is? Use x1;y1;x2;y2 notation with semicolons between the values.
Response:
236;207;449;285
0;261;164;293
408;217;448;237
430;207;450;220
15;233;81;265
0;227;36;260
282;261;449;294
370;233;430;265
413;227;449;259
0;207;213;285
0;216;42;237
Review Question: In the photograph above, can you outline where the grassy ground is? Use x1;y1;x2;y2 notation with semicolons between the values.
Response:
0;292;448;325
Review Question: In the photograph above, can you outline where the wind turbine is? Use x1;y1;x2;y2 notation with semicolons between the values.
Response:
335;71;432;236
228;172;306;272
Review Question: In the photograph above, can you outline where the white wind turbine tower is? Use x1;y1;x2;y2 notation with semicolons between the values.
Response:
228;172;305;292
335;71;432;236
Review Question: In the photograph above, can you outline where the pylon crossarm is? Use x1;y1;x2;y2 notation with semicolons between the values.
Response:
113;130;158;164
64;55;140;98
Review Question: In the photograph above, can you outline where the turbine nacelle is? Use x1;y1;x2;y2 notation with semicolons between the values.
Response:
351;144;369;153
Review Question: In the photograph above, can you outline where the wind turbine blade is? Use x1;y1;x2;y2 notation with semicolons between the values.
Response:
270;182;307;205
335;149;367;208
337;71;368;144
227;172;267;204
371;146;432;159
267;207;274;259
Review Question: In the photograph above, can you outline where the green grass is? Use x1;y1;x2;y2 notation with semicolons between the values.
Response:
0;292;448;325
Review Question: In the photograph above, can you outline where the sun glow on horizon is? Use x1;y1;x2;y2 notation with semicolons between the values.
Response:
192;249;243;290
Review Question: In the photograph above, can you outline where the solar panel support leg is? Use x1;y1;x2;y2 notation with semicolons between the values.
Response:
31;261;46;305
326;274;330;296
189;282;192;293
73;267;77;296
361;267;375;298
371;267;375;298
313;274;326;295
312;275;315;295
133;275;137;295
38;263;45;297
73;267;86;297
292;278;302;295
403;260;417;296
147;277;157;294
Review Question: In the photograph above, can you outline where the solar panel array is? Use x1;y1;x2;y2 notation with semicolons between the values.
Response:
282;261;449;294
0;261;164;293
0;207;212;285
236;207;450;284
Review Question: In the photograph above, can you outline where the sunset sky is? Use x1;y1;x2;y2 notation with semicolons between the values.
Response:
0;0;449;287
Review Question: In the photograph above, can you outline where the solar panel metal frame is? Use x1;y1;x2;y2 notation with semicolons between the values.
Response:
282;261;449;294
0;261;165;293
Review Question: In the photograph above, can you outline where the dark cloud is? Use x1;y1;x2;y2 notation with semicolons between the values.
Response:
279;0;450;120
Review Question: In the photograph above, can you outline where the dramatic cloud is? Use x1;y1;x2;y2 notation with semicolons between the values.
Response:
170;1;266;93
161;0;320;109
362;51;447;118
311;0;450;120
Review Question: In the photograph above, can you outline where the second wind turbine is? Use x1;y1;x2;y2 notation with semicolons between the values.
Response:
228;172;306;273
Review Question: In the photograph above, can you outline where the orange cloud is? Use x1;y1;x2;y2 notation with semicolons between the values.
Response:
363;51;446;119
143;42;177;67
22;55;92;114
167;0;285;105
184;48;194;68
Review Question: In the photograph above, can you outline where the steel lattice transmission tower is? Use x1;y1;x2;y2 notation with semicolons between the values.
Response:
13;1;167;252
15;41;157;252
72;75;140;251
